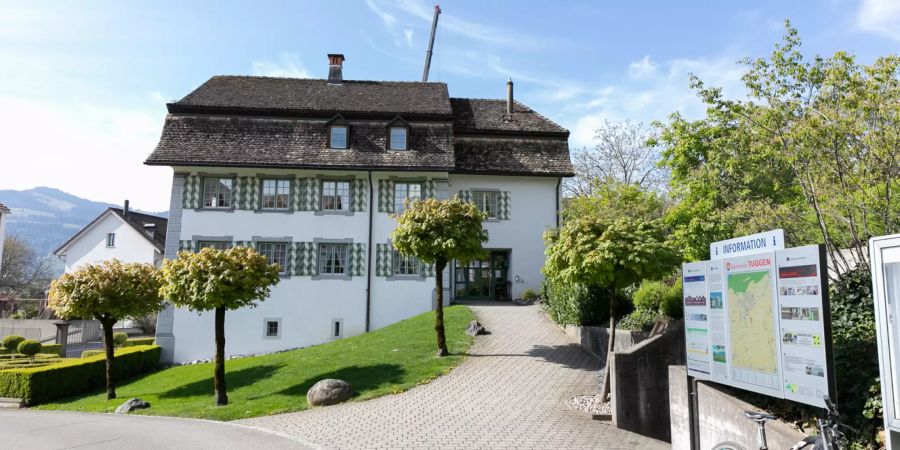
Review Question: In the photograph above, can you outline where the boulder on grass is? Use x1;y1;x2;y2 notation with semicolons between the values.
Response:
307;379;352;406
115;397;150;414
466;320;486;336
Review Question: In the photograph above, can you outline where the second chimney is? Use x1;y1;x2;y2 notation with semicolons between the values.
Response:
123;199;130;217
506;78;514;116
328;54;345;85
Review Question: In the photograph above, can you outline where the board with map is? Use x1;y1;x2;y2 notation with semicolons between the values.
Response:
682;242;834;408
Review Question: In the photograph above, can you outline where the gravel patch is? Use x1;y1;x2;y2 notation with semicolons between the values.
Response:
567;394;612;415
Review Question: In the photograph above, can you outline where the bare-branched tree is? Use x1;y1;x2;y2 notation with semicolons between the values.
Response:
566;120;667;197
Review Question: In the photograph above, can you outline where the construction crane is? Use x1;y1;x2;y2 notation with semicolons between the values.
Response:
421;4;441;82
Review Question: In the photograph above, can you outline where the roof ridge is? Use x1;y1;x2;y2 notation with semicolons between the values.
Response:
209;75;447;85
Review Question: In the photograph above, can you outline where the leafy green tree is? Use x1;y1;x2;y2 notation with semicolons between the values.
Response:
655;21;900;272
49;260;164;399
391;197;488;356
160;246;280;406
544;215;680;399
17;340;41;363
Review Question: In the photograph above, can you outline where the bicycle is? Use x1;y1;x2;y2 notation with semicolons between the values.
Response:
710;397;852;450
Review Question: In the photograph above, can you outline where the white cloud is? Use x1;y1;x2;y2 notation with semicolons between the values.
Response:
366;0;396;28
857;0;900;40
564;56;746;149
0;96;172;211
251;53;311;78
628;55;658;79
403;28;415;48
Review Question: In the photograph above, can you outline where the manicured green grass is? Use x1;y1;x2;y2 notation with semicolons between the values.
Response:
37;305;474;421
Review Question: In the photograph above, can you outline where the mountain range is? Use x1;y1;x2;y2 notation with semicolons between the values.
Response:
0;187;166;257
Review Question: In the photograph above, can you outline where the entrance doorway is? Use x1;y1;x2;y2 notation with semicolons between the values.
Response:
453;250;510;301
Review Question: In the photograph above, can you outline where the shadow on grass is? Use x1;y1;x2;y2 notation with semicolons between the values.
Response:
274;364;406;398
159;362;285;399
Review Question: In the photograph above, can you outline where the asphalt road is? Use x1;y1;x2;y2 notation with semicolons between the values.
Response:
0;409;314;450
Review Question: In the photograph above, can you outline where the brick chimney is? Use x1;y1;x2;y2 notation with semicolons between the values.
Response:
328;54;345;85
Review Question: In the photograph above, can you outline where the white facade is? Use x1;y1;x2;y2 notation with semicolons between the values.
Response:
162;168;561;362
54;210;164;272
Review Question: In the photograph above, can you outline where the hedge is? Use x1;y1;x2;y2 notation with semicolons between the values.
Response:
0;344;63;357
125;337;155;347
0;345;161;405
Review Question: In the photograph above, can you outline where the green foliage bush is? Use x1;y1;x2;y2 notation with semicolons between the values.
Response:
632;277;683;319
0;353;61;370
618;308;665;332
81;350;104;358
521;288;540;302
2;335;25;354
541;278;631;326
125;337;155;347
112;332;128;347
17;340;41;360
0;345;161;405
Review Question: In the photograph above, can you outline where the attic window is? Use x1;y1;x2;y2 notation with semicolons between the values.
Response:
329;125;348;149
389;127;408;150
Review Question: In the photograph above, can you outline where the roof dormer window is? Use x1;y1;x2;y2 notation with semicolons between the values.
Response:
387;116;410;151
389;127;408;150
326;115;350;150
330;125;348;149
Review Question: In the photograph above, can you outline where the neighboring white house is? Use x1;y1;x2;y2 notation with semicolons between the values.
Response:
0;201;9;273
146;54;573;363
53;201;167;271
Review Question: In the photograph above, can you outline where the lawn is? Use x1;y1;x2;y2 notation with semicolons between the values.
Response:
38;305;474;421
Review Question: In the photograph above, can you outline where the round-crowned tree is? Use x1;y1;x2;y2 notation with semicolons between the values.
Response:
3;335;25;358
17;340;41;363
113;332;129;348
159;246;281;406
49;260;164;400
391;197;488;357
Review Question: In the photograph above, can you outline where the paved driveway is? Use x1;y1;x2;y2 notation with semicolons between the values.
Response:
0;409;311;450
240;302;669;450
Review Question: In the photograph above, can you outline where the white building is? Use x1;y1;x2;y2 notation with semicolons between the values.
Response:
147;54;573;363
53;201;167;271
0;202;9;273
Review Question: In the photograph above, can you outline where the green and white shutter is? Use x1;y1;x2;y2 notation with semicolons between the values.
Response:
182;174;201;209
292;242;318;276
378;179;395;213
235;176;259;210
350;179;368;212
375;243;393;276
349;243;366;276
498;191;511;220
458;189;472;203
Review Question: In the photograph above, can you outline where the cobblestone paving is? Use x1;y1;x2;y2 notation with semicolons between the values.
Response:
239;303;669;450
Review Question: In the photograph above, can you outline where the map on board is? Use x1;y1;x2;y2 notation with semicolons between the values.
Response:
727;270;778;375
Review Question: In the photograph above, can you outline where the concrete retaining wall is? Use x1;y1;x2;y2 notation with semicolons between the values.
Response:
561;324;650;367
669;365;806;449
610;321;685;442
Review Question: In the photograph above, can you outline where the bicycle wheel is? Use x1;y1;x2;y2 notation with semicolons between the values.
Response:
712;442;746;450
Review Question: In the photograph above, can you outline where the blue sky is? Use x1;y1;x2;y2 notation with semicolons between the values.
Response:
2;0;899;211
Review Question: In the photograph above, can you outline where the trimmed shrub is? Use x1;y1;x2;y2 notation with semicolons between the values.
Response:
0;344;63;356
2;335;25;354
17;340;41;361
112;332;128;347
541;278;631;326
632;277;683;319
81;350;104;358
521;288;540;302
0;345;161;405
125;337;155;347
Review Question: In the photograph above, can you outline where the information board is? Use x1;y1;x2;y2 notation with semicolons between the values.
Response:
683;243;835;408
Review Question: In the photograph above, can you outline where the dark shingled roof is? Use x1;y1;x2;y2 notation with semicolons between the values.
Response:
454;137;574;177
54;208;167;256
171;76;453;118
449;98;568;136
146;115;455;171
111;208;168;252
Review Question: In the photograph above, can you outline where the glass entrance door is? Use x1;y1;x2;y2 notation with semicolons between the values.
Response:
454;250;510;301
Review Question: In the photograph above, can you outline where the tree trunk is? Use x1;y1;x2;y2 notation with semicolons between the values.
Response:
600;289;617;401
434;258;448;357
101;317;117;400
214;306;228;406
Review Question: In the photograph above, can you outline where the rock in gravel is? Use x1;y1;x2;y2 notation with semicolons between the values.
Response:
466;320;486;336
307;379;353;406
115;397;150;414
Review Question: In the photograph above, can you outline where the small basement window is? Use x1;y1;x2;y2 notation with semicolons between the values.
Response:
106;233;116;248
264;319;281;338
329;125;348;149
389;127;408;150
332;319;343;339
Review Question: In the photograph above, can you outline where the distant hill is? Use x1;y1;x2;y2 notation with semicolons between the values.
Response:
0;187;166;257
